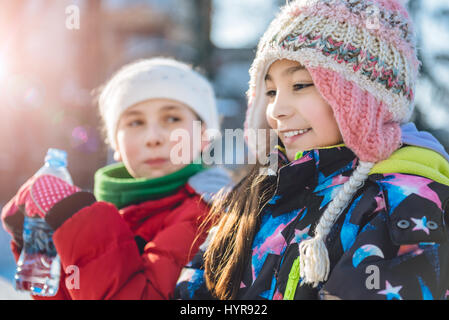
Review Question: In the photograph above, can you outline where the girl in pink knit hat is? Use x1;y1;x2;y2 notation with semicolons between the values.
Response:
175;0;449;300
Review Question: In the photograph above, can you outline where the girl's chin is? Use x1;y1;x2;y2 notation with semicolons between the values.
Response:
138;164;187;179
135;168;170;179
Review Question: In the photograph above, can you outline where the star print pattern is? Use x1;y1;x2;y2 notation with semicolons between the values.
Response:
411;216;430;235
289;225;311;245
175;146;449;300
378;281;403;300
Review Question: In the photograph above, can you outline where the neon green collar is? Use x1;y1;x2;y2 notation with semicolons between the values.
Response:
286;144;449;186
371;146;449;186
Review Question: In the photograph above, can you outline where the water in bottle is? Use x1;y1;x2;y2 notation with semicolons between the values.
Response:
15;148;73;296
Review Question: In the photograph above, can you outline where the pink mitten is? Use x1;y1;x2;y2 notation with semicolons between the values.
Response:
1;174;80;248
16;174;81;218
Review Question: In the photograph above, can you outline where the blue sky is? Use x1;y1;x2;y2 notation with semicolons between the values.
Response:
211;0;279;48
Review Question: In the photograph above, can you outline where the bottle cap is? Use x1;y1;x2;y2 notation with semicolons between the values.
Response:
45;148;67;168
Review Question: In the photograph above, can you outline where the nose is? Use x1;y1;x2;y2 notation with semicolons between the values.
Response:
268;89;294;121
144;126;165;148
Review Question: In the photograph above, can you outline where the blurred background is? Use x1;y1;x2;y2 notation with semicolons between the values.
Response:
0;0;448;298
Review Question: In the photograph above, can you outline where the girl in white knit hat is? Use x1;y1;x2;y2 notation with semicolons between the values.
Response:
175;0;449;300
2;57;232;299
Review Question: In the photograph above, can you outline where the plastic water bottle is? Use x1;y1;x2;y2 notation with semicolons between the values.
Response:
15;148;73;296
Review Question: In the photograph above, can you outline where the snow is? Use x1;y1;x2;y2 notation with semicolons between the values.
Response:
0;277;31;300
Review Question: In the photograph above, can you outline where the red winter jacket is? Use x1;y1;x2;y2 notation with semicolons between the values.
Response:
9;167;231;300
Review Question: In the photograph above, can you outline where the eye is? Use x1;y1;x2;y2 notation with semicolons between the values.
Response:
293;83;314;91
265;89;277;98
127;119;144;127
166;116;181;123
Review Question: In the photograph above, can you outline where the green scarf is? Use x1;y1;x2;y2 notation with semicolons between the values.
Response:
94;162;205;209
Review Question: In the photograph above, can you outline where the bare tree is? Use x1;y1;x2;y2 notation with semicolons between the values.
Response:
408;0;449;150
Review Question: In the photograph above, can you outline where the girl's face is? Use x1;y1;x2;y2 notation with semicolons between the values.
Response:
265;59;343;161
115;98;205;179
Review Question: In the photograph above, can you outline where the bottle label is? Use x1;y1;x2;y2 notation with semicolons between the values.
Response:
23;217;57;257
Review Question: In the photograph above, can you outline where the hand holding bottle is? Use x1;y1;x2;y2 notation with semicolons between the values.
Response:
1;174;80;251
15;174;80;218
0;148;81;296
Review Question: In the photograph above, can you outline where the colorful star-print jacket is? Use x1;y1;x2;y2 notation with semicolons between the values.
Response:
174;146;449;300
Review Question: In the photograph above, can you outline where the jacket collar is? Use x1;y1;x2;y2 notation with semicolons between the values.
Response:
270;145;359;199
93;162;205;209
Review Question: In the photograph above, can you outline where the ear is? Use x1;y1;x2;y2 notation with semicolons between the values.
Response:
113;150;122;162
200;123;211;152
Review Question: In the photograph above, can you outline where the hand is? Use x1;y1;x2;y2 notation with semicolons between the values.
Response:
1;175;80;246
16;174;81;218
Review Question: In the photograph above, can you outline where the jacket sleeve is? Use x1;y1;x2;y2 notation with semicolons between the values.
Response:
174;226;217;300
2;198;71;300
320;179;449;300
48;193;209;300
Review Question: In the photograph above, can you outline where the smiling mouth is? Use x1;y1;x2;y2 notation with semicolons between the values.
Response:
282;128;311;139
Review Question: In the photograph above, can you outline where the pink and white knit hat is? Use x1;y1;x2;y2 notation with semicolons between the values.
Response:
245;0;420;163
245;0;420;288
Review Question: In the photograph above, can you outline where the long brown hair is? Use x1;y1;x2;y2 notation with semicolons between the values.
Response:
202;162;277;300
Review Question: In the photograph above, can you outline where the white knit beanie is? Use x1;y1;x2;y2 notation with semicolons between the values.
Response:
98;57;220;150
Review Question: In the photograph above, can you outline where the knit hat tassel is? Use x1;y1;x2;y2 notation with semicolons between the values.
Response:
299;235;330;288
299;161;374;288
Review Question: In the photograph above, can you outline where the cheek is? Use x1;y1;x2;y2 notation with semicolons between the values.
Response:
313;103;342;140
168;122;198;152
265;104;277;129
117;131;140;161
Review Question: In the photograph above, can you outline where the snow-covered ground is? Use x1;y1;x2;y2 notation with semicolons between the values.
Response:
0;205;31;299
0;277;31;300
0;222;16;279
0;215;31;299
